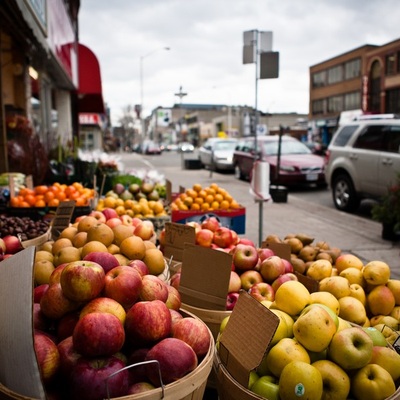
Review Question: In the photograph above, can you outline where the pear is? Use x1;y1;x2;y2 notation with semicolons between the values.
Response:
295;233;314;246
298;245;319;262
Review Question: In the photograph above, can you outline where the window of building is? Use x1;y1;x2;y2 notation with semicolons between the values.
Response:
344;92;361;110
386;53;396;75
312;71;326;87
327;65;343;84
312;99;325;115
397;51;400;73
386;88;400;114
328;95;343;113
344;58;361;80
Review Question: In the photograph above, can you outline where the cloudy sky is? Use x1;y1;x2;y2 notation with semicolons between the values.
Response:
78;0;400;125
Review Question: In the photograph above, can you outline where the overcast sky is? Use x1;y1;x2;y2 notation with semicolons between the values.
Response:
78;0;400;125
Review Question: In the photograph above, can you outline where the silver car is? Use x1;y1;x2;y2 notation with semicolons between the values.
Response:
198;138;238;171
325;115;400;212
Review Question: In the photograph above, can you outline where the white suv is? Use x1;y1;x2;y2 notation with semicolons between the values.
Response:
325;115;400;212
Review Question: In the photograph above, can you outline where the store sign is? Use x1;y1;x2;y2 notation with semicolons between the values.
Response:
79;113;101;126
362;75;368;112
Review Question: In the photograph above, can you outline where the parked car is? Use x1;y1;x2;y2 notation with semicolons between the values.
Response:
177;142;194;153
325;115;400;212
233;135;326;187
142;140;162;155
198;138;238;171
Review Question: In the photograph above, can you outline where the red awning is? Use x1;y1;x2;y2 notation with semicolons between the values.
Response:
78;44;105;114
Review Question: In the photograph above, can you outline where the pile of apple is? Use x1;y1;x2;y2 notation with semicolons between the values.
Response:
219;279;400;400
31;210;212;399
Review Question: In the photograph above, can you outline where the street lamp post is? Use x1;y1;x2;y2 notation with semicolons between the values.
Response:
139;46;170;138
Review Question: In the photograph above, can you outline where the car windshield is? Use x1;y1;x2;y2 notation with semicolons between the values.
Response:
214;141;237;151
262;140;311;156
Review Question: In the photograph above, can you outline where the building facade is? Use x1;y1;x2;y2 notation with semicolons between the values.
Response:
309;38;400;145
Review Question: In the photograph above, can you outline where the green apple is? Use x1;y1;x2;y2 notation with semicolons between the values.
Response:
266;337;310;378
328;327;373;370
274;280;311;317
369;345;400;381
293;304;337;352
312;359;350;399
279;361;323;400
248;370;259;389
338;296;367;326
351;364;396;400
362;327;387;347
250;376;279;400
310;290;340;315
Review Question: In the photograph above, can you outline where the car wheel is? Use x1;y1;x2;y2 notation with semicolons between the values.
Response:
234;164;244;180
332;173;360;212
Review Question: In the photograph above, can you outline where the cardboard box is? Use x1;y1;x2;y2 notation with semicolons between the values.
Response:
171;207;246;234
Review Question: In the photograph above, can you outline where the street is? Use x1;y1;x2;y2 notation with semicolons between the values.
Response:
113;149;400;280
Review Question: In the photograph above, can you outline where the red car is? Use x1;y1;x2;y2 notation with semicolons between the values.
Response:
232;135;326;187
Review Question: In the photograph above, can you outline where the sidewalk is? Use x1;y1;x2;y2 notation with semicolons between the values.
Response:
162;164;400;280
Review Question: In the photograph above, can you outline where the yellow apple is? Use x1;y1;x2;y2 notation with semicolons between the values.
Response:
53;246;81;266
339;267;365;286
387;279;400;305
335;253;363;273
34;260;55;285
268;309;289;346
362;260;391;286
266;337;310;378
367;284;395;316
370;315;399;329
319;276;351;299
349;283;367;306
274;281;311;316
338;296;367;326
310;291;340;315
34;250;54;264
369;345;400;381
337;316;352;332
279;361;323;400
390;305;400;320
306;259;332;281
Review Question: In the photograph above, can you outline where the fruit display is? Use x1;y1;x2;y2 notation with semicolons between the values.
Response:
96;180;169;219
27;211;213;399
218;280;400;400
170;183;241;212
9;182;96;208
0;214;50;241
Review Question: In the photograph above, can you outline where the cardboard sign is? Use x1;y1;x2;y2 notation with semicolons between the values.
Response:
218;291;279;388
163;222;196;262
179;243;232;310
51;200;76;240
0;247;46;398
261;240;291;261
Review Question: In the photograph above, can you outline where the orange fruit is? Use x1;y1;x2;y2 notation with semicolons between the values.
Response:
220;200;230;210
190;203;200;211
214;193;224;203
201;203;210;211
48;198;60;207
194;197;204;205
34;185;48;195
211;201;220;210
205;194;214;204
56;191;67;201
10;197;20;207
44;191;55;203
198;190;207;199
192;183;202;192
35;199;46;207
25;194;37;206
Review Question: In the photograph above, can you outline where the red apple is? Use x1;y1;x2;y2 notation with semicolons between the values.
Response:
171;317;211;357
158;229;166;247
232;244;259;271
237;238;256;247
49;263;68;285
0;238;5;254
34;283;49;303
73;312;125;357
282;258;294;273
170;272;181;290
102;207;119;220
213;226;234;248
125;300;172;346
128;259;149;277
60;260;105;302
104;265;143;309
40;282;81;320
127;347;150;384
139;274;169;302
230;230;239;245
226;292;240;310
89;210;107;223
33;303;51;332
3;235;23;254
79;297;127;325
258;247;275;261
195;228;214;247
56;311;80;341
144;338;198;385
200;216;220;232
34;331;60;384
228;270;242;293
248;282;275;302
134;220;155;241
106;217;123;229
271;272;298;292
239;269;264;291
69;355;129;399
259;256;286;283
83;251;120;274
165;284;182;310
57;336;81;378
186;221;201;233
170;309;184;329
128;382;155;394
120;214;133;226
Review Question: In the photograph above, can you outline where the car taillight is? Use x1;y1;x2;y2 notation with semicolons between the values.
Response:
324;150;331;164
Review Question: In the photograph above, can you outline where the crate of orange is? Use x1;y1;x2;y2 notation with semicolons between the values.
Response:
8;182;96;220
170;183;246;234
